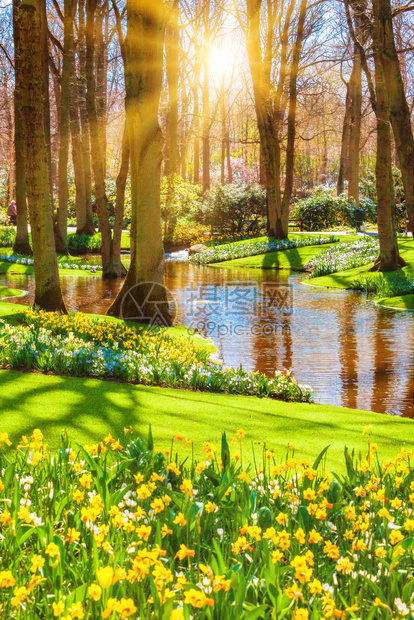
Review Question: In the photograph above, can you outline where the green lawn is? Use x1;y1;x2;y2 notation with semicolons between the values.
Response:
0;369;412;471
0;286;25;299
216;235;360;270
377;294;414;310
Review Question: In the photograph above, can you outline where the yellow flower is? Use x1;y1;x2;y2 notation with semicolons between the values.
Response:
116;598;137;619
284;582;303;600
0;432;12;447
175;544;195;560
30;554;45;573
102;598;118;619
184;588;214;608
303;488;316;501
52;600;65;616
88;583;102;601
336;556;355;574
293;609;309;620
45;543;60;558
96;566;114;589
389;530;404;546
66;528;80;543
308;578;323;594
69;601;84;619
363;425;373;434
205;501;218;513
173;512;187;526
79;474;92;489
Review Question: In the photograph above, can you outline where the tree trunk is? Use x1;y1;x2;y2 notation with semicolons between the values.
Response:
347;42;362;207
220;78;225;184
69;63;88;235
226;127;232;183
86;0;119;277
13;0;32;256
202;3;210;194
107;0;171;324
18;0;66;311
371;0;405;271
380;0;414;237
56;0;77;255
164;0;179;176
78;0;95;234
108;120;128;276
337;81;351;196
282;0;307;214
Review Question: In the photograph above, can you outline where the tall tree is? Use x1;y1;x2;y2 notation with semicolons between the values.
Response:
18;0;66;311
12;0;32;255
55;0;77;255
164;0;179;175
245;0;308;237
107;0;171;324
85;0;124;277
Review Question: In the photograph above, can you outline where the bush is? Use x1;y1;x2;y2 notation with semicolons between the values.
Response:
202;183;267;234
161;175;203;237
360;168;406;231
353;270;414;298
291;189;356;230
0;226;15;247
163;219;209;246
67;233;102;253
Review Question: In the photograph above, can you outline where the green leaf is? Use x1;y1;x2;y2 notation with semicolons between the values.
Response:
299;505;310;532
312;445;330;471
242;604;268;619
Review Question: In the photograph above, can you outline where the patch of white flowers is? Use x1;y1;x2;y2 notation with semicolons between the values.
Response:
305;237;380;278
189;236;338;265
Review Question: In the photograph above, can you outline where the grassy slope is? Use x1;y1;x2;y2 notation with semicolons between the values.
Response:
309;238;414;290
0;369;412;471
215;235;360;271
0;301;217;354
376;294;414;310
0;286;24;299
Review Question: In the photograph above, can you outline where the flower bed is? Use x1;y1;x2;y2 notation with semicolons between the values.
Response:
0;226;16;247
0;310;313;402
0;427;412;619
189;236;338;265
0;253;103;273
306;237;380;278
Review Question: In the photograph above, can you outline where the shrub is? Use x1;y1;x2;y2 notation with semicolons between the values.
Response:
202;183;267;234
0;226;16;247
360;168;406;231
163;219;210;246
291;189;357;230
161;174;203;238
0;427;412;619
67;233;102;253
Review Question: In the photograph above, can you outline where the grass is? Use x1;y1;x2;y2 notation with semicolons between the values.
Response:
0;368;412;472
215;235;360;271
376;293;414;310
0;285;25;299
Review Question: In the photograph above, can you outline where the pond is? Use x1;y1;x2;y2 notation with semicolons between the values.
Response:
1;254;414;418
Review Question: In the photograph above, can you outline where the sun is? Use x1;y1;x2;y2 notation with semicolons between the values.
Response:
209;43;233;81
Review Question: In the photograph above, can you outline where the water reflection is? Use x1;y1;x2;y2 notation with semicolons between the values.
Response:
1;261;413;418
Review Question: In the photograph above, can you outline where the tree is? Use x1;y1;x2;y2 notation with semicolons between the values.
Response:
107;0;171;324
18;0;66;311
12;0;32;256
245;0;308;238
346;0;407;270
